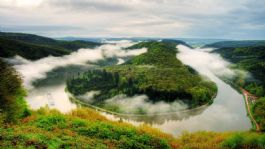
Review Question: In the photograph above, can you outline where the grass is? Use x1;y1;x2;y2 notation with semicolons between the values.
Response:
1;107;265;149
0;107;174;149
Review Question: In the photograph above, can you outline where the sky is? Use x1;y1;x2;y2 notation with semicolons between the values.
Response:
0;0;265;39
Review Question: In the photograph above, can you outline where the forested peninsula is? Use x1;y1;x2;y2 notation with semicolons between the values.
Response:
67;41;217;111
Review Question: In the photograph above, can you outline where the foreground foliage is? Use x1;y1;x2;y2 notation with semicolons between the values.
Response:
176;131;265;149
0;108;176;149
1;107;265;149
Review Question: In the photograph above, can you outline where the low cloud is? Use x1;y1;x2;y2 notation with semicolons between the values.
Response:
104;94;188;114
77;91;101;103
6;41;147;89
177;45;235;79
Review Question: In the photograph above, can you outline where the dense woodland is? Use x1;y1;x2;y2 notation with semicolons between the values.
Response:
67;41;217;109
0;32;101;60
210;41;265;131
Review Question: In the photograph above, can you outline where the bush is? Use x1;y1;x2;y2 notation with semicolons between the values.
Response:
222;134;244;149
221;133;265;149
35;115;67;131
252;97;265;131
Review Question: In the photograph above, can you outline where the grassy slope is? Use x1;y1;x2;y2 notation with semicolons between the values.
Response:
1;107;265;149
0;108;176;149
67;41;217;109
0;32;101;60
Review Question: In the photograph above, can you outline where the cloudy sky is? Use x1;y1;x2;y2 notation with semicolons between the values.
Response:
0;0;265;39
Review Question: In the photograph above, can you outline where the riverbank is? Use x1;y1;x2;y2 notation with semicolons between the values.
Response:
241;88;260;132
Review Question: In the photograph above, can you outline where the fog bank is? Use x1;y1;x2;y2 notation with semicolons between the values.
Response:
7;41;146;89
177;45;235;79
105;95;188;114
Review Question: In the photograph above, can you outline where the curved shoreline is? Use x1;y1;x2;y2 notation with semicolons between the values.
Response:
67;90;216;117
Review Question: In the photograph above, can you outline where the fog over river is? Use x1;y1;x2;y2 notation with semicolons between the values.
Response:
7;41;252;136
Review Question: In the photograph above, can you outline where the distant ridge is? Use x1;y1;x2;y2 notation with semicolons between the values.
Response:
204;40;265;48
0;32;101;60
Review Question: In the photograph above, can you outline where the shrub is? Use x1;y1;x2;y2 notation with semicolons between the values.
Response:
35;115;67;131
221;133;265;149
222;134;244;149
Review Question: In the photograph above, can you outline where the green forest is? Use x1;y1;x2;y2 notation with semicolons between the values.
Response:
209;41;265;131
67;41;217;110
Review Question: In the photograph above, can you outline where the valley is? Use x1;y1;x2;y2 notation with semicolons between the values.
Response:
0;32;264;148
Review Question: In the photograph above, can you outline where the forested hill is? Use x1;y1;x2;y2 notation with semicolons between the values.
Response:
0;32;101;60
204;40;265;48
212;44;265;96
67;41;217;109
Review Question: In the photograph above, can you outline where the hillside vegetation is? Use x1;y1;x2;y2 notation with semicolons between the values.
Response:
0;59;29;123
67;41;217;111
0;32;101;60
210;42;265;131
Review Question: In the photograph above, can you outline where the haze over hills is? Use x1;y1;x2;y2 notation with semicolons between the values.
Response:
59;36;228;47
0;32;101;60
205;40;265;48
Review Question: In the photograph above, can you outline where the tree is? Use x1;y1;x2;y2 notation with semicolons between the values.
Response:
114;72;120;86
0;59;28;123
253;97;265;131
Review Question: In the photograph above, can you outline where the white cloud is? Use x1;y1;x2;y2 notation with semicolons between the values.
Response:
104;94;188;114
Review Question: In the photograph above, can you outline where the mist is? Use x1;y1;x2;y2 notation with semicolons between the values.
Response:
6;41;147;89
77;92;188;114
104;95;188;114
177;45;236;79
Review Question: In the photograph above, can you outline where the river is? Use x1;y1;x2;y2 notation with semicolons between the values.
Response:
11;43;252;136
